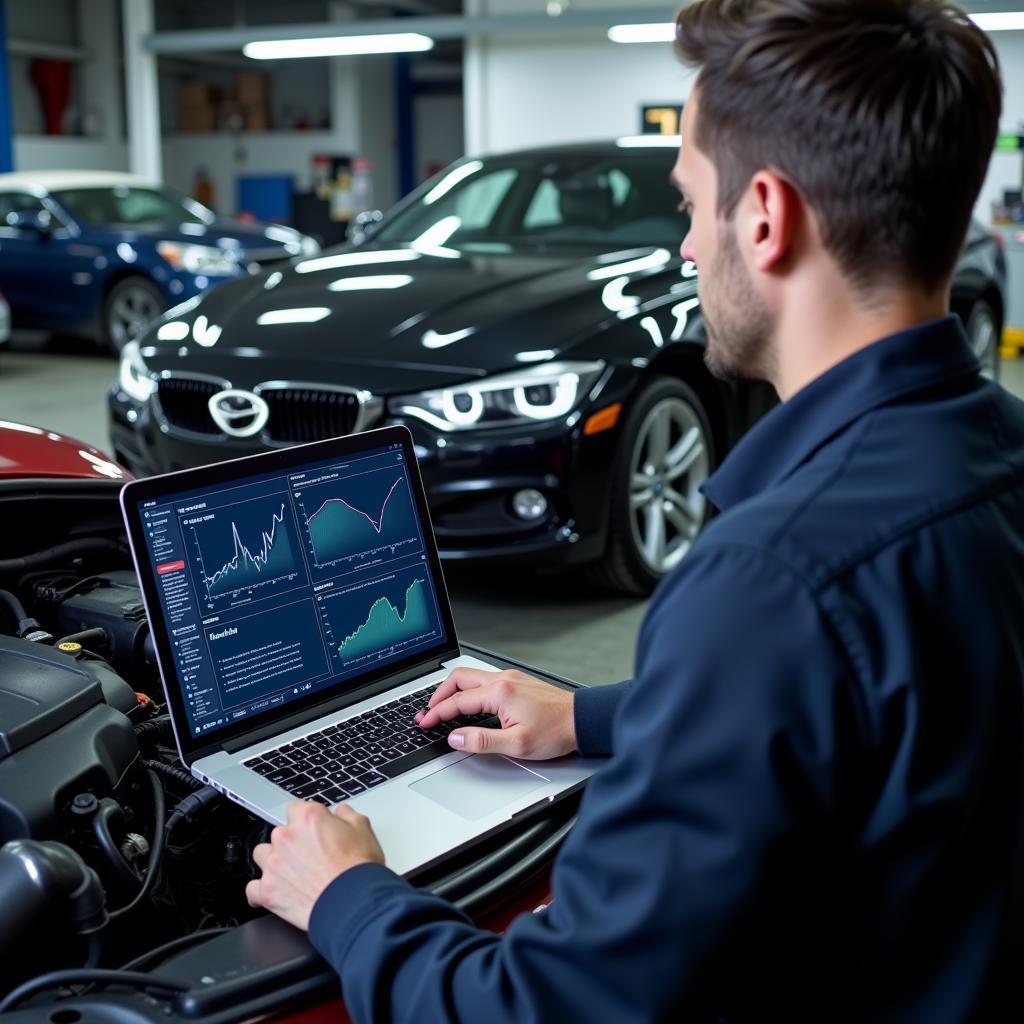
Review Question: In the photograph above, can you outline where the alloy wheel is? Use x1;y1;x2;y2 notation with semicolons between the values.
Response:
109;282;163;351
627;395;710;575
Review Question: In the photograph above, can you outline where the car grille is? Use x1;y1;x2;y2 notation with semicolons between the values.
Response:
260;387;361;443
156;378;222;435
156;378;367;443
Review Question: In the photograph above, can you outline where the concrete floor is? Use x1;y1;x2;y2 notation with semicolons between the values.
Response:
3;332;1023;688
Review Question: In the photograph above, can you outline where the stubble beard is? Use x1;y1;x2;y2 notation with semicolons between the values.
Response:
701;221;774;384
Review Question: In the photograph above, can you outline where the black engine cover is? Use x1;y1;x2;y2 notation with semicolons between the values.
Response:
0;638;138;842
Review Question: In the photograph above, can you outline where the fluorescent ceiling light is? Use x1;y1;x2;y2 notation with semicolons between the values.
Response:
970;11;1024;30
617;134;681;148
244;33;434;59
608;23;675;44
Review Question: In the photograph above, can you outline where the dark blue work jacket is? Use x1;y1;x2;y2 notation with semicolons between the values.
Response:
309;316;1024;1022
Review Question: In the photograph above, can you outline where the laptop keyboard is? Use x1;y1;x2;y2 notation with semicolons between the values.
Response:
242;684;498;806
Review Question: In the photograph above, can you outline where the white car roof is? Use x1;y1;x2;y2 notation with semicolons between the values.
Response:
0;170;163;194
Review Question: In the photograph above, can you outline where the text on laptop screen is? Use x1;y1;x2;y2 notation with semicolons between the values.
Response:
133;441;449;741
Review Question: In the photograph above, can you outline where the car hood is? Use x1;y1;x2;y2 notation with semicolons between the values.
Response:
82;219;305;253
0;421;129;480
139;242;689;393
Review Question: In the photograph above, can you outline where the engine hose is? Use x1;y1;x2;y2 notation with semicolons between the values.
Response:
0;588;50;642
0;538;127;575
141;759;204;792
56;628;109;651
0;588;29;623
91;801;140;890
109;769;166;921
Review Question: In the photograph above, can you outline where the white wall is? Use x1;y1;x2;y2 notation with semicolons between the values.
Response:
14;136;128;171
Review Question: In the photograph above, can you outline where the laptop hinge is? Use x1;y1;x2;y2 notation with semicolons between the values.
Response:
220;657;450;754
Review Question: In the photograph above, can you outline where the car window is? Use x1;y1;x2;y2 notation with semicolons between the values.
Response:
51;186;210;227
0;191;45;225
376;153;689;249
453;170;518;229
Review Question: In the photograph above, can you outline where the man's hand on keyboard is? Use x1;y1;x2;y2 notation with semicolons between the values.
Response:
416;669;577;760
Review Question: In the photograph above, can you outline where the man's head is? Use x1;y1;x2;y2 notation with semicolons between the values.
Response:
671;0;1002;387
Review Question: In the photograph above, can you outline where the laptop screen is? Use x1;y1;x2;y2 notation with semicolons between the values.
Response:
122;429;455;754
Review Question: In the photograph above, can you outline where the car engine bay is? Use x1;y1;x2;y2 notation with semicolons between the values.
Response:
0;476;575;1021
0;478;276;996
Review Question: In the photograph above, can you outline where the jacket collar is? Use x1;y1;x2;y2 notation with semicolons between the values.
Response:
702;316;980;512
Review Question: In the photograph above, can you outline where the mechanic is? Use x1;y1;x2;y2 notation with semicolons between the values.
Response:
246;1;1024;1019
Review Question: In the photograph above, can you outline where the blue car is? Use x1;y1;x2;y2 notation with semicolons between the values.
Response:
0;171;319;351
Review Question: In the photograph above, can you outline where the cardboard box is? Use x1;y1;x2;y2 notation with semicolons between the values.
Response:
243;104;270;132
179;103;216;132
179;81;212;106
237;72;269;105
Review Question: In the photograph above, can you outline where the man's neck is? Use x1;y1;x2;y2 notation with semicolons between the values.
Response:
772;279;949;401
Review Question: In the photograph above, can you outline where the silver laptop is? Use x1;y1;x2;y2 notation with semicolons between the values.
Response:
120;425;596;877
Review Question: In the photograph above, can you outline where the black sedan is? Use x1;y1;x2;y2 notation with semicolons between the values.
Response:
108;141;1005;594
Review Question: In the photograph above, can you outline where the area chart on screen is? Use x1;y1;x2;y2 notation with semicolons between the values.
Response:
185;495;303;605
296;465;422;572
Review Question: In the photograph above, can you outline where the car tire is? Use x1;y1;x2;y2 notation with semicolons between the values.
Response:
102;276;166;353
965;299;1001;380
587;376;715;596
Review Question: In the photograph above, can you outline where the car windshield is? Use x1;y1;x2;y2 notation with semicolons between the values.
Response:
51;186;215;228
374;150;689;249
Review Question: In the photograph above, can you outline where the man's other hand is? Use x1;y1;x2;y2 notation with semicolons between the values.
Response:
246;802;385;931
416;668;577;760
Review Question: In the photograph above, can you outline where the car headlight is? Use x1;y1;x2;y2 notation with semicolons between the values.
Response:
156;241;239;277
393;361;606;431
119;341;157;402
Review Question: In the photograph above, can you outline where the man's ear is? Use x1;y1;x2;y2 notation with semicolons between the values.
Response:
743;170;801;274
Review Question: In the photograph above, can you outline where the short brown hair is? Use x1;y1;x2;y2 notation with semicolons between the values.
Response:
675;0;1002;293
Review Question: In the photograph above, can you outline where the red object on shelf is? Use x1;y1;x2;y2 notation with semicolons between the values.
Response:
29;58;72;136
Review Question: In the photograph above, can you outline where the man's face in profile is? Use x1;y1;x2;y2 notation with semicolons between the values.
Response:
674;91;772;383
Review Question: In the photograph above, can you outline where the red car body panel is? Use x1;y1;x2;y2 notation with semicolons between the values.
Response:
0;420;129;481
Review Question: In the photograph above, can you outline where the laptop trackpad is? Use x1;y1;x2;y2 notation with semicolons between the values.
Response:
410;756;549;821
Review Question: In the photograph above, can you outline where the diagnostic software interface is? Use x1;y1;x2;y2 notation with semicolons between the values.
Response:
133;440;448;741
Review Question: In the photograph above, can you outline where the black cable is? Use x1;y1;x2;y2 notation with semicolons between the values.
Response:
142;758;205;792
109;769;166;920
134;717;173;743
49;575;112;602
0;538;127;576
164;786;222;834
0;969;186;1013
118;927;230;973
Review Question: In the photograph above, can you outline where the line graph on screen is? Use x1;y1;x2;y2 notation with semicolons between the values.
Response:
295;467;422;571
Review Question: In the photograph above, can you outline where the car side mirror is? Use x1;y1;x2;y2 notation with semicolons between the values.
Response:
7;210;53;236
347;209;383;246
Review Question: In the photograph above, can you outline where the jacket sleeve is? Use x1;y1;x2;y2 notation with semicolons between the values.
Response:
307;542;861;1023
572;679;630;756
